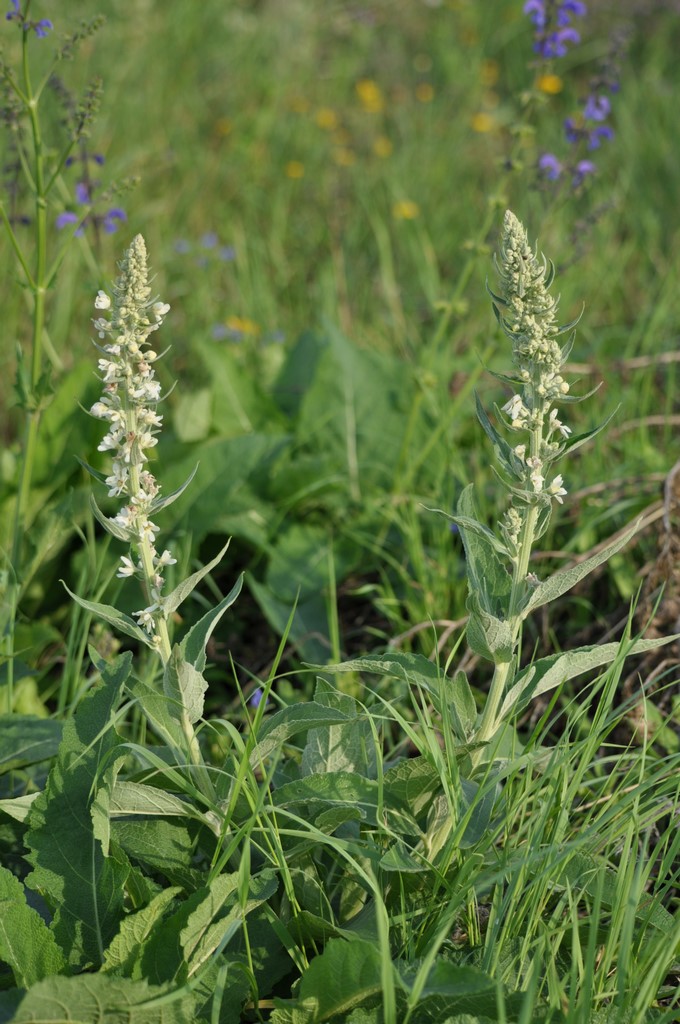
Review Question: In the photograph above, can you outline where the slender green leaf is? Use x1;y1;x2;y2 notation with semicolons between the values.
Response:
521;518;641;617
249;702;353;766
89;493;131;541
163;538;231;616
179;572;244;672
63;582;152;647
500;633;680;717
149;463;199;513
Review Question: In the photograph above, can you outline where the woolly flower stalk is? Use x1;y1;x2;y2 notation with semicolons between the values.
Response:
90;234;175;657
491;210;574;563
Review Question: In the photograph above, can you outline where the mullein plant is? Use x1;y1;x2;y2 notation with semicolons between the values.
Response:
67;235;242;800
448;210;677;764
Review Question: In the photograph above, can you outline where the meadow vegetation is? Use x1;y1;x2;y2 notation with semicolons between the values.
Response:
1;1;680;1021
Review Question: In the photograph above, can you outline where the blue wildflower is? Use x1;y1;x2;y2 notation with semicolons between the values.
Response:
249;687;266;708
6;1;52;37
538;152;563;180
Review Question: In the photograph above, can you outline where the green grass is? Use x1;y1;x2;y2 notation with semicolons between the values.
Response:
1;1;680;1021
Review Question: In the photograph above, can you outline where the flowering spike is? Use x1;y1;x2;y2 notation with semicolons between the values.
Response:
89;235;174;658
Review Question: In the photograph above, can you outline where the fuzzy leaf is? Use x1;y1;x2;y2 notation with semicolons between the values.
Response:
182;870;278;978
125;675;187;753
521;519;640;618
272;772;380;820
320;650;442;688
163;647;207;725
89;493;131;541
24;653;131;970
474;391;520;480
466;592;514;665
109;781;206;823
501;633;680;717
1;973;196;1023
561;406;618;457
0;865;66;987
0;715;62;771
178;572;244;672
163;537;231;615
102;887;181;977
0;792;40;823
283;937;384;1021
249;702;353;767
301;679;375;777
456;485;512;618
63;581;151;647
429;507;509;558
149;463;199;514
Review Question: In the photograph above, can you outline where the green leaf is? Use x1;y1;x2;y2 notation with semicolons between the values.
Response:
272;772;380;821
102;887;181;977
321;650;440;686
126;675;187;754
474;391;521;480
428;507;509;559
109;780;207;824
89;493;131;541
0;715;62;771
522;518;641;618
1;973;197;1023
383;758;441;818
466;592;514;665
561;407;619;457
249;702;354;767
0;792;40;823
0;865;66;986
301;679;376;777
455;486;512;618
63;581;152;647
149;463;199;513
24;653;132;969
282;937;384;1022
178;572;244;672
111;818;203;891
500;633;680;717
181;870;278;978
163;538;231;616
163;647;208;725
448;670;477;740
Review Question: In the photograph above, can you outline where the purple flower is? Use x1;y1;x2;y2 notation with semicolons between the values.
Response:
572;159;596;186
583;94;611;121
523;0;546;28
56;184;127;237
249;687;266;708
557;1;587;24
218;245;236;262
6;2;53;36
102;207;127;233
33;18;51;37
588;124;614;149
200;231;218;249
538;152;563;180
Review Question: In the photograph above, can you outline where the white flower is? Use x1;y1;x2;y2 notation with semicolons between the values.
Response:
513;444;526;460
548;408;572;439
116;555;137;578
548;474;567;503
95;290;111;310
155;549;177;568
152;301;170;318
133;605;159;634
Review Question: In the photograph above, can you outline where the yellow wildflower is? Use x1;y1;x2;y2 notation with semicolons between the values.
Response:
333;147;356;167
480;59;499;87
315;107;338;130
415;82;435;103
392;200;420;220
356;78;384;113
225;316;260;337
471;112;495;133
536;74;563;95
372;135;393;158
285;160;305;179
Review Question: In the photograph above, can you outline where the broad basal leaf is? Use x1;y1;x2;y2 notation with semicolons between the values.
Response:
25;653;132;970
0;865;66;987
1;973;196;1023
